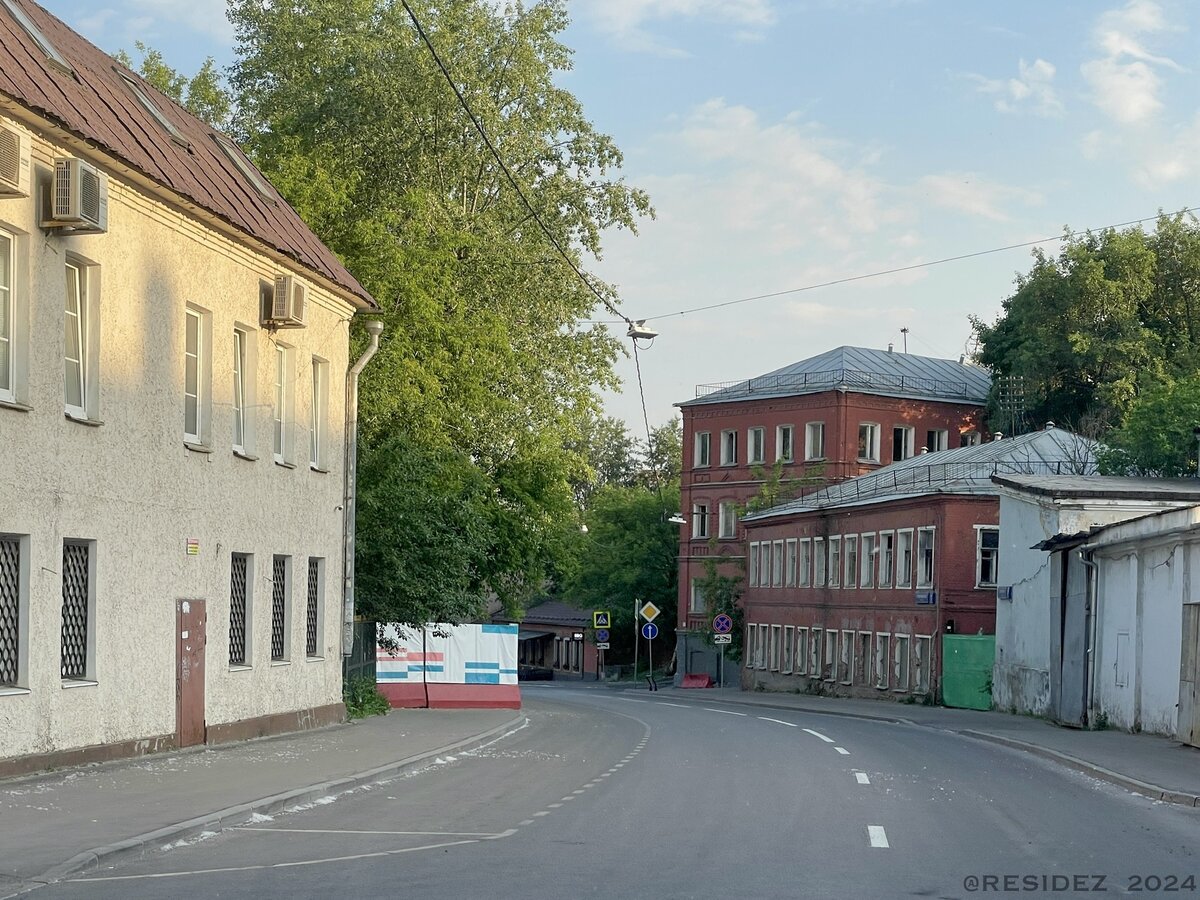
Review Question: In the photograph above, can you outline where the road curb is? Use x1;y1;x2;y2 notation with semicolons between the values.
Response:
30;711;526;888
956;729;1200;808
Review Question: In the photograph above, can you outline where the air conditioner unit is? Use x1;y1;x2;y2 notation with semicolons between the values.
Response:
46;157;108;233
265;273;307;328
0;123;30;197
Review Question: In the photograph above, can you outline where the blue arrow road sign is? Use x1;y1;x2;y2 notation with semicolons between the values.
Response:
595;629;610;643
713;613;733;634
641;622;659;640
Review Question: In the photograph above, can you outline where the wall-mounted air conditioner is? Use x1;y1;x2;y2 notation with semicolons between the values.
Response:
44;157;108;233
262;273;307;328
0;123;30;197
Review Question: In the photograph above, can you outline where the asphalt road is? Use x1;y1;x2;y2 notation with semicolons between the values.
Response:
35;685;1200;899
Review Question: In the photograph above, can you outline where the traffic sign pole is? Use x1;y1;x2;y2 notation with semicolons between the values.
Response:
632;597;639;686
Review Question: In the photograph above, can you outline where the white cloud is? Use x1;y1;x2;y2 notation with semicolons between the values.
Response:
915;173;1044;223
967;58;1063;117
577;0;777;56
1133;113;1200;187
1081;0;1182;125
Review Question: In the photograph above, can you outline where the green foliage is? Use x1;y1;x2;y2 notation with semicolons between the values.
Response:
1099;373;1200;476
226;0;651;623
344;675;390;718
563;483;679;663
115;41;231;128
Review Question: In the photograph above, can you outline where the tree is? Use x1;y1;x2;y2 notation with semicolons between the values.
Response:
1099;374;1200;477
115;41;231;128
227;0;651;622
565;412;640;508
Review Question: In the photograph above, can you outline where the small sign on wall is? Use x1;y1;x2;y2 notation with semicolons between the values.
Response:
186;538;200;556
915;590;937;606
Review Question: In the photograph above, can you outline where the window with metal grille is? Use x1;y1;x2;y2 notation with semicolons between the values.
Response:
229;553;249;666
306;557;322;658
0;537;21;686
60;542;90;679
271;555;288;661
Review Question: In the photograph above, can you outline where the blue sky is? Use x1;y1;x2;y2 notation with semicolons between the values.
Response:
39;0;1200;432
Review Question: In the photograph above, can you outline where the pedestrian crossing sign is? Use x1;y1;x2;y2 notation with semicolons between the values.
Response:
593;610;611;628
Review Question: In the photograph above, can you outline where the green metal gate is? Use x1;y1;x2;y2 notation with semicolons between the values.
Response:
942;634;994;710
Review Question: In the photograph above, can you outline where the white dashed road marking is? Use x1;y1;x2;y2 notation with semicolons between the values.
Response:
803;728;834;743
868;826;889;848
757;717;798;727
835;747;850;755
855;772;871;785
661;702;689;708
704;708;747;716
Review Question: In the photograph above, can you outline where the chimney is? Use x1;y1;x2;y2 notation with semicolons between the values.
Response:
1044;421;1056;430
993;432;1004;442
887;343;894;353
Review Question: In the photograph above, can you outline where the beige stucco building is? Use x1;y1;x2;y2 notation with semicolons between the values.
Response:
0;0;376;774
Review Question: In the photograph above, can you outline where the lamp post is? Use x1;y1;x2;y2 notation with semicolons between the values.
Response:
1194;427;1200;478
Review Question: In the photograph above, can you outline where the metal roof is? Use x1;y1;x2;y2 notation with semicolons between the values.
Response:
993;474;1200;501
680;345;991;407
0;0;374;308
746;428;1098;520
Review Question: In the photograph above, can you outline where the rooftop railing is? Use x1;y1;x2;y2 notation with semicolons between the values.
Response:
695;367;977;400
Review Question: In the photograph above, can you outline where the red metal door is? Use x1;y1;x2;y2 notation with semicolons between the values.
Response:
176;599;207;747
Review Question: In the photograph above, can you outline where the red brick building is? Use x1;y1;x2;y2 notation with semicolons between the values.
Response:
739;427;1096;700
674;346;990;680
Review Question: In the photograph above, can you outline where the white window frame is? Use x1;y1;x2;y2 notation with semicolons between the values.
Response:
306;556;325;659
692;502;709;539
748;426;765;464
879;531;895;587
720;429;737;465
273;343;295;465
0;533;30;689
805;421;825;460
771;540;784;587
311;356;329;470
183;305;212;446
688;579;705;614
271;554;293;663
813;537;826;586
844;535;858;589
840;629;853;684
926;429;948;452
748;541;759;587
892;425;915;462
770;624;781;671
694;431;711;468
893;634;911;692
857;422;880;462
64;259;101;421
860;532;875;588
975;526;1000;588
809;626;822;678
795;627;809;675
60;539;97;683
914;634;932;693
776;424;794;463
759;542;770;587
229;552;254;669
798;538;812;587
785;538;797;587
718;501;737;540
961;431;981;447
856;631;872;685
896;529;914;588
874;632;890;689
828;536;841;588
757;624;768;669
916;526;935;589
823;629;837;681
782;625;794;673
0;227;14;403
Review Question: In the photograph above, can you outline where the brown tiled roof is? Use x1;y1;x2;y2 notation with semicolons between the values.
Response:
0;0;375;308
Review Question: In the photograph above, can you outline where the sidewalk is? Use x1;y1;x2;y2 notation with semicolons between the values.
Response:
0;707;522;896
648;685;1200;806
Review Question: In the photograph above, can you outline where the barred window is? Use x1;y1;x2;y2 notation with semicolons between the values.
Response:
229;553;249;666
0;536;21;686
306;557;323;658
61;542;91;680
271;555;289;662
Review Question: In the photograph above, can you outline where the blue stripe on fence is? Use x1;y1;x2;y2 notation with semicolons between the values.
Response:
465;661;501;670
482;624;519;635
465;672;501;684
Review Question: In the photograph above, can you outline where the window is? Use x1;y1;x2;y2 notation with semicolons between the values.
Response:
229;553;251;667
748;542;759;587
976;527;1000;588
60;540;95;681
785;539;797;587
798;538;812;587
273;344;294;464
823;629;836;680
692;502;709;539
770;624;781;670
856;632;872;685
1;0;73;73
759;542;770;587
310;357;329;469
813;538;826;586
782;625;794;673
844;535;858;589
306;557;324;658
926;429;948;452
64;261;98;420
857;423;880;462
757;624;768;669
720;430;737;465
896;530;914;588
892;426;914;461
694;431;711;467
795;627;809;675
232;327;259;456
914;635;932;694
270;555;291;662
809;627;822;676
689;579;706;614
828;536;841;588
777;425;794;463
860;533;875;587
917;527;935;588
745;625;755;667
0;534;29;688
213;134;276;202
718;501;737;539
874;632;890;688
119;72;189;147
879;532;895;587
0;228;13;402
960;431;981;447
771;540;784;586
184;306;212;445
805;422;825;460
748;426;765;464
840;630;853;684
893;634;911;692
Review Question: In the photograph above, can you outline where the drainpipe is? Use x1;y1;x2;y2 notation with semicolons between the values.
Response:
342;319;384;659
1078;547;1099;726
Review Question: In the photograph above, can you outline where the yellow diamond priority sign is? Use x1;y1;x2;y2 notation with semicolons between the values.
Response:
639;601;661;623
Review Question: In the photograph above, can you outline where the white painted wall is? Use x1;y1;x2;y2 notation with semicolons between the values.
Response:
0;118;359;760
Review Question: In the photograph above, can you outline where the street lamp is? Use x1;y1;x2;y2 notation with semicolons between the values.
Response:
1193;426;1200;478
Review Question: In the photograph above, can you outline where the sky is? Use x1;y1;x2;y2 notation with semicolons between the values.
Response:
37;0;1200;437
